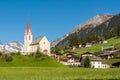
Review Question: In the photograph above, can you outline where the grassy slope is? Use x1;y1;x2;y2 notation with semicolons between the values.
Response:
0;67;120;80
0;55;64;67
103;58;120;66
73;38;120;54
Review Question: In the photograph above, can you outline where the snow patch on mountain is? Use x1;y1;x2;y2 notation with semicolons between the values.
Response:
0;41;23;53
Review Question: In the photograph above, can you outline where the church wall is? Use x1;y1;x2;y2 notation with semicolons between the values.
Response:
30;45;39;53
39;36;50;56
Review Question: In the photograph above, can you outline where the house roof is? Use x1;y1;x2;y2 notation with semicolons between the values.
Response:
98;52;113;56
30;36;44;45
81;56;102;62
81;53;102;61
103;46;114;50
82;52;93;55
90;56;102;61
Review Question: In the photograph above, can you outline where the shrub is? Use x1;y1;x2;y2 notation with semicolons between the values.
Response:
10;52;16;56
29;53;35;57
6;56;13;62
0;52;2;56
35;48;43;58
10;52;21;56
17;52;21;55
1;54;7;61
35;48;47;61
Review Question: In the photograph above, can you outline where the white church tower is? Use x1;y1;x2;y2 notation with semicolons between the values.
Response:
23;19;32;55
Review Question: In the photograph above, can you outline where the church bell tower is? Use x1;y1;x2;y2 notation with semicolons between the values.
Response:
23;19;32;55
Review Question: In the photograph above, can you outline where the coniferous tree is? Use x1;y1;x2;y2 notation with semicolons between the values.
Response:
84;56;91;68
116;24;120;37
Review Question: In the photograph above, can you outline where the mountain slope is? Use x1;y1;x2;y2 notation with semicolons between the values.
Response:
51;14;113;47
52;13;120;47
69;14;112;34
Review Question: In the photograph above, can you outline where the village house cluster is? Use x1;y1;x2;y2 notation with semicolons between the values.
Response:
54;44;120;68
71;40;108;50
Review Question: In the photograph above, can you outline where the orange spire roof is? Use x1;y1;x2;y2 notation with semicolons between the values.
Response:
26;19;31;34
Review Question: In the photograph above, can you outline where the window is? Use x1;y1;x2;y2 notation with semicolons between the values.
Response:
29;36;31;40
98;62;100;64
43;49;48;53
43;42;45;44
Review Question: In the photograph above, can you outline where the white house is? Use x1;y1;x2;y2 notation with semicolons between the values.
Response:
78;44;82;48
91;60;102;68
90;56;103;68
81;52;94;57
91;59;110;68
99;40;108;44
101;64;110;68
70;46;76;50
85;43;92;47
67;58;74;63
81;52;110;68
23;20;51;56
103;40;108;43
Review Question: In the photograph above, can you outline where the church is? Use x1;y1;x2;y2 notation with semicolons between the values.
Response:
23;20;51;56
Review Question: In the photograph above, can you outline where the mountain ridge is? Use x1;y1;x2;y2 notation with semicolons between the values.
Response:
51;13;113;47
0;41;23;53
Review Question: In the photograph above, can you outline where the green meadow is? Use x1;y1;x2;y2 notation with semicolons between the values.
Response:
0;67;120;80
0;54;119;80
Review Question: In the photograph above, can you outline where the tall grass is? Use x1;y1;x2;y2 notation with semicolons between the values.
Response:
0;67;119;80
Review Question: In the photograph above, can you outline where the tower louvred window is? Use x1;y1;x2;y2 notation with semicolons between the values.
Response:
29;36;31;40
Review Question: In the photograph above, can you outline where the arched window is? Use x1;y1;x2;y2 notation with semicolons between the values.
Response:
43;49;48;53
29;35;31;40
43;42;45;44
